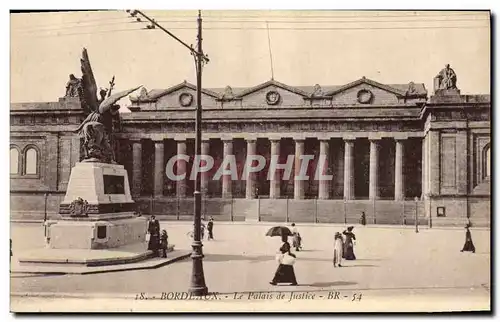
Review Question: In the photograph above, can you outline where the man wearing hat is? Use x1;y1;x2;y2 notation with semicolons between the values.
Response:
207;217;214;240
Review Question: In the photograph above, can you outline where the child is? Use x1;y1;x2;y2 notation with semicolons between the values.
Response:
160;229;168;258
291;223;302;251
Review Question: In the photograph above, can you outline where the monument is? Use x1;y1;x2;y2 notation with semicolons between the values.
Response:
16;49;167;270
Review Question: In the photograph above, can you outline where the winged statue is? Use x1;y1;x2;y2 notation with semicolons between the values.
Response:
74;48;141;163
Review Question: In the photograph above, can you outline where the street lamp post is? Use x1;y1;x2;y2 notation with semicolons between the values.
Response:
414;196;419;233
188;11;208;297
127;9;209;296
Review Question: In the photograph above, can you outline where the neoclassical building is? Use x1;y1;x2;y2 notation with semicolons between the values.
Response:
10;71;491;227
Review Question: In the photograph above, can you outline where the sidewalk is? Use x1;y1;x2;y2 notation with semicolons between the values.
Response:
11;218;490;231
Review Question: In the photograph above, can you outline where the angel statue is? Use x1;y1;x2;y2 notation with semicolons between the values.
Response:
75;86;141;163
74;48;141;163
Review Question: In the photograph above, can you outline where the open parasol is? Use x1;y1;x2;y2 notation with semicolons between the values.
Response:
266;226;293;237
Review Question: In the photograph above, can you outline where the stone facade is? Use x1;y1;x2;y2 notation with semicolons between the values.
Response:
10;77;491;227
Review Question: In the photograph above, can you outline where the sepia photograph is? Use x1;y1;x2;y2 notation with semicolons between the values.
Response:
8;8;491;313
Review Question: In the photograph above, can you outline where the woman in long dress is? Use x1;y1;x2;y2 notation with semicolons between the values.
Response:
461;224;476;253
147;215;160;257
342;226;356;260
333;232;344;267
270;235;298;286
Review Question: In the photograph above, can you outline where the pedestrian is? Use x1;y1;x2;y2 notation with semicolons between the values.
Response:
147;215;160;257
291;223;302;251
333;232;344;267
270;234;298;286
160;229;169;258
461;223;476;253
207;217;214;240
342;226;356;260
200;222;206;240
360;212;366;226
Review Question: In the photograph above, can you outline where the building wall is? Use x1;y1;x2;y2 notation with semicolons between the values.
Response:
9;87;491;227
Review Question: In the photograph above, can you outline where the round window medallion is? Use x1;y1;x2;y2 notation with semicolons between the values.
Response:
266;91;281;105
357;89;373;104
179;93;194;107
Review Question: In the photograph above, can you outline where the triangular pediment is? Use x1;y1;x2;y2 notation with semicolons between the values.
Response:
130;81;220;103
235;79;310;98
325;77;407;97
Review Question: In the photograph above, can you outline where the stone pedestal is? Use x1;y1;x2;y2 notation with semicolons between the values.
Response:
435;88;461;96
46;162;146;250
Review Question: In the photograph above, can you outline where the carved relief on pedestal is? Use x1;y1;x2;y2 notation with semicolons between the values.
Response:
68;197;90;218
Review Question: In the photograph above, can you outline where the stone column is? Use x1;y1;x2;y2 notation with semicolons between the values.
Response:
176;140;187;198
343;139;355;200
369;139;380;200
222;139;233;198
201;140;210;195
456;130;468;195
153;141;164;197
131;140;142;197
318;140;330;199
294;139;305;199
269;139;281;199
395;139;405;201
428;130;440;195
246;139;257;199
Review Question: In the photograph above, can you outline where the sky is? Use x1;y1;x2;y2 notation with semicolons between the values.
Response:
10;10;490;106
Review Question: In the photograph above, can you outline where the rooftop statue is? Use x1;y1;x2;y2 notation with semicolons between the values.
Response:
73;48;141;163
435;64;458;90
65;74;82;98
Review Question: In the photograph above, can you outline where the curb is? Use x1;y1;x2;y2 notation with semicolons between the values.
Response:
11;252;191;276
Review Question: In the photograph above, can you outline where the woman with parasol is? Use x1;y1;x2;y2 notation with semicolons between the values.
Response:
266;226;298;286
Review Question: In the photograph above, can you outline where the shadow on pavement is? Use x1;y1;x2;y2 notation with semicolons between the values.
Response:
204;253;341;263
204;254;275;262
300;281;357;287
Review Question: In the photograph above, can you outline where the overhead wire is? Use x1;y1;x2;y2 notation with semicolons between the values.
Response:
15;24;490;39
11;12;489;38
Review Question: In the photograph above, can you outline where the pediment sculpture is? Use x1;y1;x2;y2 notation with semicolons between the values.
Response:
221;85;235;100
311;84;324;97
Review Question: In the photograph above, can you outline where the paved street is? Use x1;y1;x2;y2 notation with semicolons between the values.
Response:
10;222;490;311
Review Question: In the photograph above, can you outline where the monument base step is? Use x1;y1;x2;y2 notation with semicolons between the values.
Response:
12;243;190;275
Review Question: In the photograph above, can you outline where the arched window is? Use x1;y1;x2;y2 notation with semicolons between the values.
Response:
10;147;19;174
25;147;38;175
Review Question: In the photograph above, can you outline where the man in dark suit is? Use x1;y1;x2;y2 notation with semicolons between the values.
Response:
207;217;214;240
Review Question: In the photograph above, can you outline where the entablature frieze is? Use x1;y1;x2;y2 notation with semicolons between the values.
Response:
119;120;423;135
115;131;424;142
